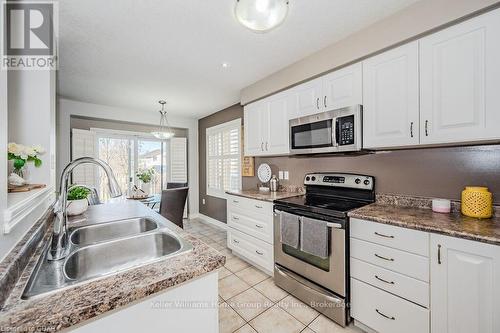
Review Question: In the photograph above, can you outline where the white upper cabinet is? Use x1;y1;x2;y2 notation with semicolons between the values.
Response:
294;77;324;117
244;100;266;156
363;41;420;149
420;9;500;145
322;62;362;111
430;234;500;333
294;63;362;118
244;89;296;157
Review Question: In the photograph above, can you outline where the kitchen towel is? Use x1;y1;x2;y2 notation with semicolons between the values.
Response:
280;211;300;249
300;216;329;259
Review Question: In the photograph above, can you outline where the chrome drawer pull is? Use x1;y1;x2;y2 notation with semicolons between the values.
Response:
233;200;239;203
233;239;240;244
232;216;239;220
374;231;394;239
255;224;263;229
375;275;395;285
255;205;263;209
374;253;395;262
376;309;395;320
255;250;264;255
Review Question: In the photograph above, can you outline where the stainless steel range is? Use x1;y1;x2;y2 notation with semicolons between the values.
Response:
273;173;375;326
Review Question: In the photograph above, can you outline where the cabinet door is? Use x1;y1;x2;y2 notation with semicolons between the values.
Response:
363;42;420;149
244;101;265;156
265;90;296;155
322;62;362;110
420;9;500;144
294;77;324;117
430;234;500;333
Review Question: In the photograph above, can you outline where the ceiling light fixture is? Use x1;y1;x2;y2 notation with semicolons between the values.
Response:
151;100;175;140
235;0;289;33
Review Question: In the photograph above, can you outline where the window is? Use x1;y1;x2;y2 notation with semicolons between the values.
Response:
206;119;241;199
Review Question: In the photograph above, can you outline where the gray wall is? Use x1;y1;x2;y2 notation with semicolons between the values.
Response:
198;104;243;223
244;146;500;205
241;0;500;104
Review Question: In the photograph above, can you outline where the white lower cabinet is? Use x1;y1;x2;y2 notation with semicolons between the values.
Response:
351;219;500;333
430;234;500;333
226;195;274;273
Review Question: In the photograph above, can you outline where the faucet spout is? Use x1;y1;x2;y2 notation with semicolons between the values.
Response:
48;157;122;261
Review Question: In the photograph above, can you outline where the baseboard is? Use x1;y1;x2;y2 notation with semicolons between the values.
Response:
197;214;228;230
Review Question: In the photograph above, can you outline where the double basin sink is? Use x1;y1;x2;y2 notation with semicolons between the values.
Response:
22;217;193;299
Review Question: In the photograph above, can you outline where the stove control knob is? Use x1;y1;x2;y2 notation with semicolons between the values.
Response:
311;176;316;181
363;179;370;186
305;176;310;181
355;178;361;184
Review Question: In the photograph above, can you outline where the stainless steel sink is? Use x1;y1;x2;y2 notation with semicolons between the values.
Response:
70;217;158;246
65;232;182;280
22;217;192;299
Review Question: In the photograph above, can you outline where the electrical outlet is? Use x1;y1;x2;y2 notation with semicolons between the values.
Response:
278;171;284;180
284;171;289;180
202;198;206;205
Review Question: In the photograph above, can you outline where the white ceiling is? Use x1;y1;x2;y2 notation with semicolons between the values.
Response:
58;0;419;119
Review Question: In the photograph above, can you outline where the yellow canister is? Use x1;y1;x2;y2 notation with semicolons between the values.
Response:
461;186;493;219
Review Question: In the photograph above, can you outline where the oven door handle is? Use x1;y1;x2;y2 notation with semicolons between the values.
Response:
274;210;343;229
274;265;342;304
275;210;342;228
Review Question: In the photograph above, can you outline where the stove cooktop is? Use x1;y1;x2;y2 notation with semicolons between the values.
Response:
274;194;370;218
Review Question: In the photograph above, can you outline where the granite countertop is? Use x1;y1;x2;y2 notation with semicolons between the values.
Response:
226;189;304;202
0;201;225;332
349;196;500;246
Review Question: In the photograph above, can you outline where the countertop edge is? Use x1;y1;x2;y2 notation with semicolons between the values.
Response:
225;190;304;202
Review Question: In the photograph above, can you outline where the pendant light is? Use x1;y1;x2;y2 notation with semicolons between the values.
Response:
151;100;175;140
235;0;290;33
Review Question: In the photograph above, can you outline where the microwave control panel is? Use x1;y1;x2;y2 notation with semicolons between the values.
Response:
338;115;355;146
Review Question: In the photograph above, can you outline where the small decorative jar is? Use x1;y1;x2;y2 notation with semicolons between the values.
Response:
461;186;493;219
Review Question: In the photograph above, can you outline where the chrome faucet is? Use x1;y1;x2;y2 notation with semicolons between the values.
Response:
49;157;122;260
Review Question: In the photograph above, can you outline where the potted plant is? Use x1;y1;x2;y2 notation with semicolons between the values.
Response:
136;168;155;195
66;186;92;216
7;143;45;184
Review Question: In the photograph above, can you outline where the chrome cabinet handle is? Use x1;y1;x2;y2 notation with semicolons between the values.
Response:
316;98;320;110
374;231;394;239
261;142;264;151
255;250;264;255
410;122;414;138
374;253;395;262
375;275;395;285
232;215;239;220
438;244;442;264
425;120;429;136
255;224;263;229
233;239;240;244
255;205;263;209
375;309;395;320
233;200;239;203
265;142;268;151
324;96;327;108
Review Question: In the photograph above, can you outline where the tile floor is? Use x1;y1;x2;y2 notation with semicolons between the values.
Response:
184;218;363;333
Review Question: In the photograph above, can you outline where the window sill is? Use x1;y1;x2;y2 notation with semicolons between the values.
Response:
3;186;55;234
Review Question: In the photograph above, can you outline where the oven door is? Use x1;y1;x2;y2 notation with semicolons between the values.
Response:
273;207;346;297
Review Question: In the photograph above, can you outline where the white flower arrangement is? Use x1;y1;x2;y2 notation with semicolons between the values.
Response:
8;142;45;171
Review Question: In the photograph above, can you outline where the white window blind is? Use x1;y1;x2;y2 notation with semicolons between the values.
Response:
169;137;188;182
206;119;241;199
71;129;97;187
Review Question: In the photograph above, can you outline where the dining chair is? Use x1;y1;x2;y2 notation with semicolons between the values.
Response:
159;187;189;228
166;182;188;189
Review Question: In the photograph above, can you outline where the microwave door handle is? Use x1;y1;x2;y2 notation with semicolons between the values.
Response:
332;118;340;147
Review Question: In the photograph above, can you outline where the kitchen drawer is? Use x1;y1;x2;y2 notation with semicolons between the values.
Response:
227;195;273;217
351;218;429;257
351;278;429;333
227;228;273;272
351;238;429;282
350;257;429;308
228;209;273;244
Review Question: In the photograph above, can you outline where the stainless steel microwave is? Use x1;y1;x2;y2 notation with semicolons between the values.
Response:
289;105;362;155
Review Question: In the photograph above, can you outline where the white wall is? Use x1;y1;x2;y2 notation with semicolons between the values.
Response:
57;98;200;217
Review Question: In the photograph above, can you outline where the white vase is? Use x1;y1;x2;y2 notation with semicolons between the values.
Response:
66;199;89;216
140;182;151;195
